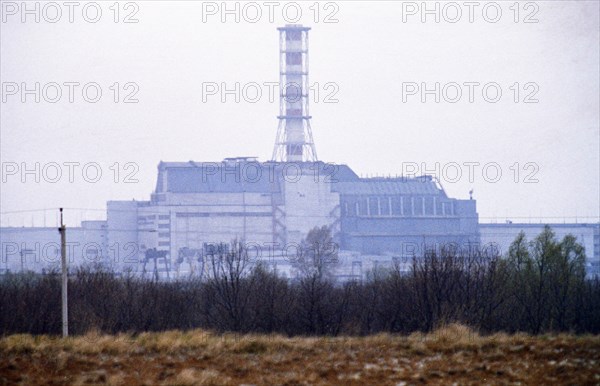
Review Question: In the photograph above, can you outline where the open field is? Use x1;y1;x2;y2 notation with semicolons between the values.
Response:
1;325;599;385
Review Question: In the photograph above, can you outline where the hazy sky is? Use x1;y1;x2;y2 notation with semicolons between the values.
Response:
1;1;599;227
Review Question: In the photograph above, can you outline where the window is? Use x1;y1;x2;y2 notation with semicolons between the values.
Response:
391;197;403;216
358;199;368;217
447;201;455;216
380;197;390;216
368;197;379;216
424;196;433;215
413;197;423;216
436;198;442;216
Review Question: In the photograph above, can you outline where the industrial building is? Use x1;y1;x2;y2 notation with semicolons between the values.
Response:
1;25;597;280
106;24;478;277
480;223;600;277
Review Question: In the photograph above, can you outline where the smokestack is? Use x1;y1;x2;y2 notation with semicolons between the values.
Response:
272;24;317;162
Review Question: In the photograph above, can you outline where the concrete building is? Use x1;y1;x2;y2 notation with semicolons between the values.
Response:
105;159;479;274
334;175;479;255
480;222;600;278
1;25;597;280
0;221;107;274
0;158;480;279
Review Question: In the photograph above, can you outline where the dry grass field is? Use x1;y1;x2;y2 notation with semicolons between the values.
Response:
1;324;599;385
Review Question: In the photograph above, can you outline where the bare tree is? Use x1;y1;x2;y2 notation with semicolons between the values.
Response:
292;226;339;334
205;240;255;332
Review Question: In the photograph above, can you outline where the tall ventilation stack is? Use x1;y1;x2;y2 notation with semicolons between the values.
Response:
272;24;317;162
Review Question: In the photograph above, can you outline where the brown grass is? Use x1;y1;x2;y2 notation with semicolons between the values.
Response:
1;325;599;385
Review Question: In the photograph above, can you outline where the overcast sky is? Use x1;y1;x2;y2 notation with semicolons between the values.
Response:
1;1;599;227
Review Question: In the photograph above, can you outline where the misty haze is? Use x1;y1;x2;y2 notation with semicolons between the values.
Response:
1;1;599;385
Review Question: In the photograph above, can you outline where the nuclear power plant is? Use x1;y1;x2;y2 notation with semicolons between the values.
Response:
1;25;598;280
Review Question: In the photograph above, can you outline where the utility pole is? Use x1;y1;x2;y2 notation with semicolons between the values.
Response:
58;208;68;337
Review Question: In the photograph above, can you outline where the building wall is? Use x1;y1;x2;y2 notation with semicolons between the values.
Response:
166;196;274;251
106;200;139;272
283;172;340;244
0;221;106;273
338;195;479;255
480;223;600;277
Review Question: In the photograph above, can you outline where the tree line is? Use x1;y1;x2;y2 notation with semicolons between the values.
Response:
1;225;599;336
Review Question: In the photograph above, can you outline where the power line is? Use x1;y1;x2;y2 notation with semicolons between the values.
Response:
0;208;59;214
4;207;598;219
